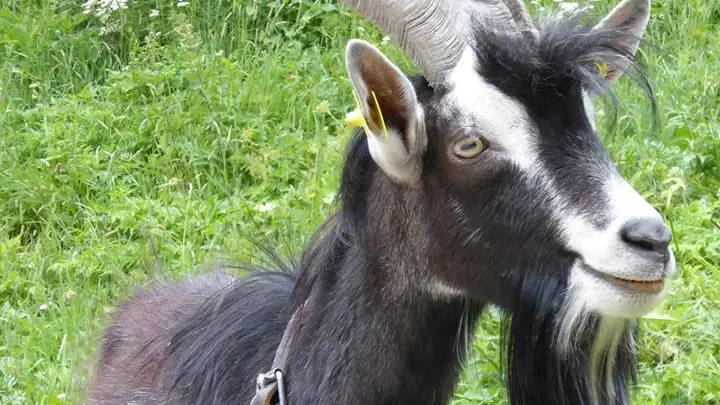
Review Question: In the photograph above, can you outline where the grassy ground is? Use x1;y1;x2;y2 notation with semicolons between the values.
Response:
0;0;718;404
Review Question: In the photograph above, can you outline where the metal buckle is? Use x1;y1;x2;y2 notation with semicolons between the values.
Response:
251;371;278;405
249;303;306;405
249;369;287;405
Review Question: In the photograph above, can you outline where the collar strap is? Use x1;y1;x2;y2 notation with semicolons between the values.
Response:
249;302;306;405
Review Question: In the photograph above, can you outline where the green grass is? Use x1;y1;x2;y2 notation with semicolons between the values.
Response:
1;0;718;404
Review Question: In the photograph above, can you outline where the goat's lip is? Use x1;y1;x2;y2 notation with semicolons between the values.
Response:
580;264;666;294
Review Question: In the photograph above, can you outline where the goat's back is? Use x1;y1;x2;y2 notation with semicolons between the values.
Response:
89;270;296;405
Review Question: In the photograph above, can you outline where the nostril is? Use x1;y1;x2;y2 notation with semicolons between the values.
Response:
620;217;672;254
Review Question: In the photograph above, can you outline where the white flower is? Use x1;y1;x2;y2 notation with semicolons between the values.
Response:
82;0;98;14
84;0;127;19
381;35;390;44
56;393;67;400
149;9;159;18
256;202;277;213
177;1;189;7
322;193;335;205
39;304;49;312
100;0;127;12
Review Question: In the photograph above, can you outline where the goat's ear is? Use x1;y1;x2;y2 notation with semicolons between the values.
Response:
591;0;651;83
345;39;426;185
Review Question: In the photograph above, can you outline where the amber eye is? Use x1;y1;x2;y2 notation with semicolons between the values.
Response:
453;136;485;158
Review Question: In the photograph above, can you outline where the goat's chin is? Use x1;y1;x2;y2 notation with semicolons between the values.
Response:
568;261;668;318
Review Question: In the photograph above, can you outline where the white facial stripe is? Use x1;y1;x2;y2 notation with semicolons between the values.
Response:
607;176;663;222
445;48;540;174
445;48;586;240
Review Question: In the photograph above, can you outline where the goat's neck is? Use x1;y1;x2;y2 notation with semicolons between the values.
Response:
286;244;482;405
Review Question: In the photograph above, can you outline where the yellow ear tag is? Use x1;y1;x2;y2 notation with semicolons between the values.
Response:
345;109;366;129
369;90;389;140
344;90;389;140
345;91;372;138
595;61;610;79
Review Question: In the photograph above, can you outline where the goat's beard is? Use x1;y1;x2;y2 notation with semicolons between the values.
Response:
500;273;638;405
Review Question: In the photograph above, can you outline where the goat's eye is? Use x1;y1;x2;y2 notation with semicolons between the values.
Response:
453;137;485;158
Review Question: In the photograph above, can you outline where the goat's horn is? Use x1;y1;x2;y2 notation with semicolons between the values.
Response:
341;1;538;84
501;0;539;43
340;0;469;85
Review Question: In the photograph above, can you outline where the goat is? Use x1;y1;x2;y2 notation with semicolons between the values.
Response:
88;0;675;404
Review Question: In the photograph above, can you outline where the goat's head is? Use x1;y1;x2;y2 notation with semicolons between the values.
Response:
342;0;674;320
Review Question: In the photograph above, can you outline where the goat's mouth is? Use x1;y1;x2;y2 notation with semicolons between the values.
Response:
580;264;666;294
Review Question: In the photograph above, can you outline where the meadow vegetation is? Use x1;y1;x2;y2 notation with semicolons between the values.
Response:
0;0;718;404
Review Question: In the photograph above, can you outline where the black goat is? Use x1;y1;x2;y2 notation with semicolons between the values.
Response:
89;1;674;404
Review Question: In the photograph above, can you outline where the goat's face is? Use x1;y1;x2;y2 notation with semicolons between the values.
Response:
345;0;674;319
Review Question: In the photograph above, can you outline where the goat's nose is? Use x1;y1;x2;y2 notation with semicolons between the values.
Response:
620;217;671;254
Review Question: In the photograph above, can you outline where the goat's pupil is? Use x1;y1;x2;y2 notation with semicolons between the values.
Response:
461;141;477;151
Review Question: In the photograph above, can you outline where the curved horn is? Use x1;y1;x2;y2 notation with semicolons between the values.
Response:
340;1;538;84
501;0;540;43
340;0;469;84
